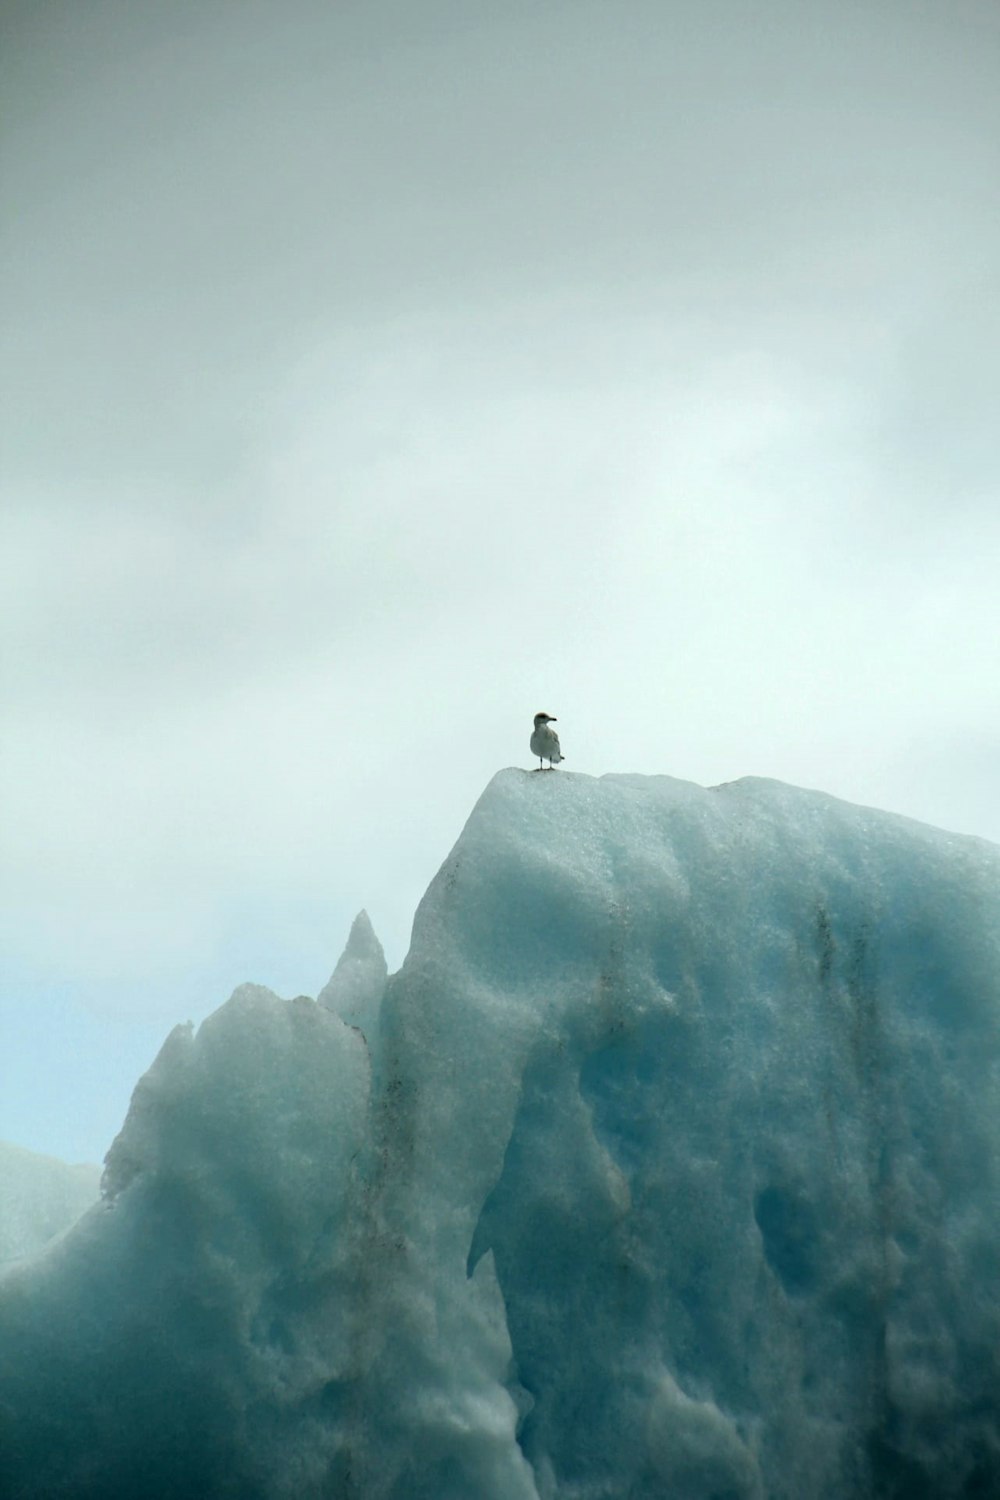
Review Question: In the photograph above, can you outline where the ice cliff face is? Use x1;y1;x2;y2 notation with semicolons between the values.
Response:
1;771;998;1500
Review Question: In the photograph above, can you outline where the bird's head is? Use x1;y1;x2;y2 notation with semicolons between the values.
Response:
533;712;557;725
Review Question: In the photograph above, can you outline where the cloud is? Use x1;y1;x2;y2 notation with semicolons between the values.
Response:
1;0;998;1159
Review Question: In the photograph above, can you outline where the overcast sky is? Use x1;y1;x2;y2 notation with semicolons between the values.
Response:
2;0;998;1164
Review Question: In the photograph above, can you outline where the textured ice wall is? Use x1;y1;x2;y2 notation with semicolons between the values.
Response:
380;772;1000;1498
1;770;998;1499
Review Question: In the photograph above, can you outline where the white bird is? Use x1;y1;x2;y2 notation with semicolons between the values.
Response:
530;712;564;770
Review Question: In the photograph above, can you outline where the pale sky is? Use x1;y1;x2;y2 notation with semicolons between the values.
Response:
2;0;998;1164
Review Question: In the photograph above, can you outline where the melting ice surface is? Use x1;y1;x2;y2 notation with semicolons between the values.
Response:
1;770;999;1499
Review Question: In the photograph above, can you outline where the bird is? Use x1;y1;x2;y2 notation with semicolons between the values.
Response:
530;712;564;770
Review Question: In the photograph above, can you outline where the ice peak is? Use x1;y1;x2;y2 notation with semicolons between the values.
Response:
317;909;387;1037
342;908;382;962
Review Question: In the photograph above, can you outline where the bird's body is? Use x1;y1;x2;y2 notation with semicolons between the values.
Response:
531;712;564;769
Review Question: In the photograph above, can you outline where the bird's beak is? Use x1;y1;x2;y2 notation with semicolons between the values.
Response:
549;717;557;721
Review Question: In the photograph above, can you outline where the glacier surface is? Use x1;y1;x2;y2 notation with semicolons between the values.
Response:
1;770;998;1499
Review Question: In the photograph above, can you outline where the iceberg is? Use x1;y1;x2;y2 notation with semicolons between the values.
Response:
1;770;998;1499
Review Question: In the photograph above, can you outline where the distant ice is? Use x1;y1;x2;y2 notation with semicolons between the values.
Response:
0;1140;100;1270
